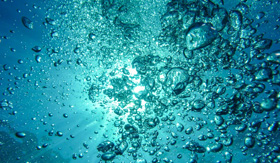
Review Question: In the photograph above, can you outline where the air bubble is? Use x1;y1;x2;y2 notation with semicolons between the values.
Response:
21;16;33;29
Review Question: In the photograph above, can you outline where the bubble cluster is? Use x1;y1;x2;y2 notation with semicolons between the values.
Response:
1;0;280;162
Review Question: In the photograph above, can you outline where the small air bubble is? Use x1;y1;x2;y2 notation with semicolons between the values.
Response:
21;16;33;29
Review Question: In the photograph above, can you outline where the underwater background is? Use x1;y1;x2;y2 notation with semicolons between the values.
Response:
1;0;280;162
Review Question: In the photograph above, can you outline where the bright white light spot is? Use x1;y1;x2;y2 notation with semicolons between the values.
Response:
132;78;141;84
137;99;147;112
141;99;146;108
132;95;137;100
108;85;114;89
133;86;145;93
127;67;138;76
125;102;135;108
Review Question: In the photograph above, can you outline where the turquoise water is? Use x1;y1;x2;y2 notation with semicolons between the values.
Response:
1;0;280;162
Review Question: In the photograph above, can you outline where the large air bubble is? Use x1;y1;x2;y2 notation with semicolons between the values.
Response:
164;68;189;95
185;23;218;51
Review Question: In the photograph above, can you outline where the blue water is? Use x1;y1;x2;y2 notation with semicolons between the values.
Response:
1;0;280;163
